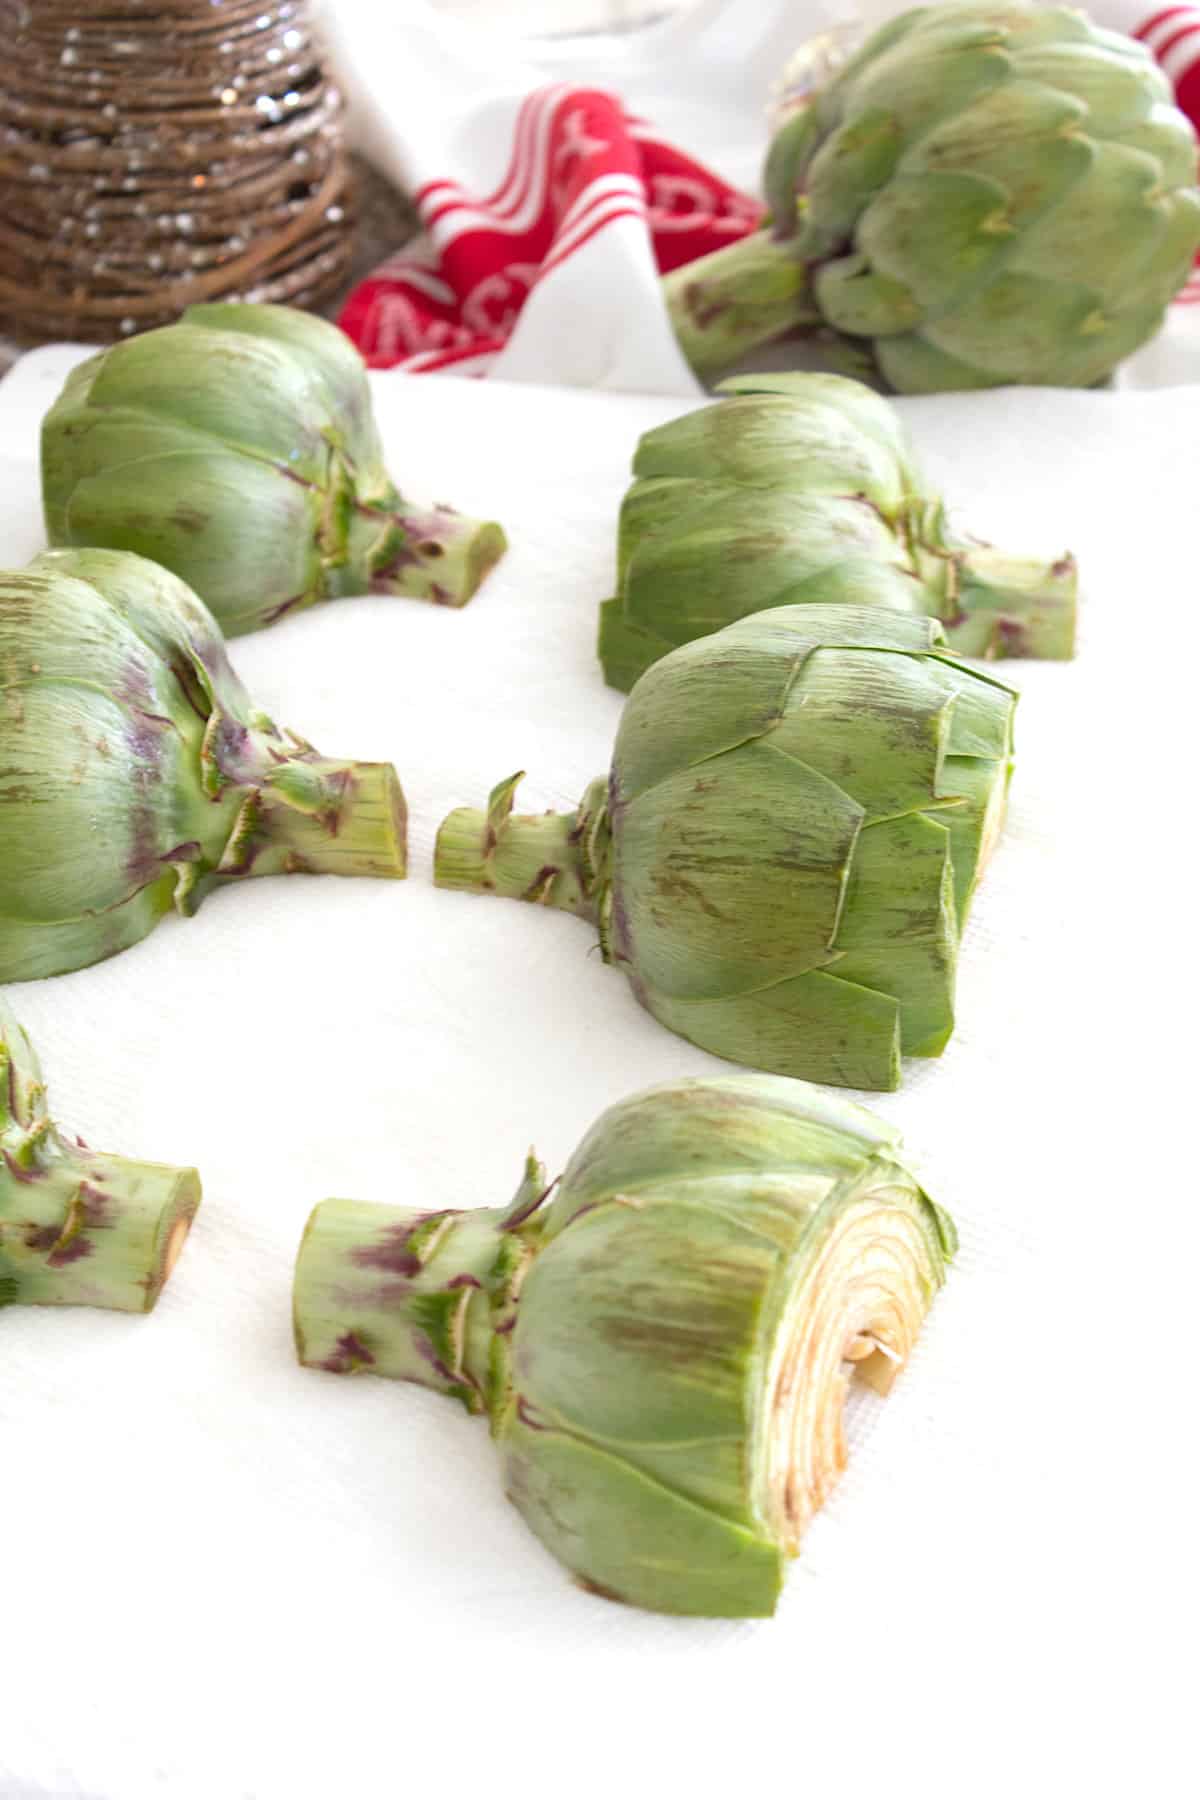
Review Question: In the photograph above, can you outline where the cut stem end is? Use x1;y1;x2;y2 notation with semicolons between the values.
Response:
948;547;1078;661
1;1155;200;1314
434;777;598;920
261;756;408;880
368;504;507;608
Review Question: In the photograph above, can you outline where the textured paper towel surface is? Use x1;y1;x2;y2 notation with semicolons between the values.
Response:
0;352;1196;1799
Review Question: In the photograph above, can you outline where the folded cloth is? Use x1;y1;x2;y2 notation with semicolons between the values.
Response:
322;0;1200;392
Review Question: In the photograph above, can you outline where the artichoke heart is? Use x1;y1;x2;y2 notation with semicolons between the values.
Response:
599;370;1076;690
0;548;407;982
41;302;507;637
294;1074;955;1617
664;2;1200;391
437;603;1016;1092
1;996;199;1314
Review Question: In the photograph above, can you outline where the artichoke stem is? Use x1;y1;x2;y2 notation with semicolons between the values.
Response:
254;756;407;881
1;1152;200;1313
294;1199;516;1415
946;546;1078;660
363;500;508;609
662;228;820;382
435;773;601;922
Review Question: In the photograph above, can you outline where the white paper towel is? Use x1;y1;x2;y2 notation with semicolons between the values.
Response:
1;350;1197;1798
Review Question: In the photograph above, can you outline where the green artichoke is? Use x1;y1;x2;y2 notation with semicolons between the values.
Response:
41;302;507;637
665;2;1200;391
437;604;1015;1091
1;996;199;1313
294;1073;955;1617
599;370;1076;690
0;548;407;983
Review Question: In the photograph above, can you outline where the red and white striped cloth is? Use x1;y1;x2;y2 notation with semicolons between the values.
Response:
338;84;763;379
1131;5;1200;305
319;0;1200;391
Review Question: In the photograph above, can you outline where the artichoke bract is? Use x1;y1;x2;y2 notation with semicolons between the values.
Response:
0;548;407;983
41;302;507;637
665;3;1200;391
294;1074;956;1618
599;370;1076;690
437;604;1016;1091
1;997;199;1313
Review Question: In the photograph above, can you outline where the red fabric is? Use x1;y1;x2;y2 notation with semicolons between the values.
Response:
1136;7;1200;125
338;84;762;373
1133;6;1200;292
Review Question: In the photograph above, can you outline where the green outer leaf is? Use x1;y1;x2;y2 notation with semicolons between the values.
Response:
58;450;324;636
182;302;387;478
0;683;198;920
511;1196;775;1524
616;738;862;1001
641;965;903;1091
612;602;943;805
41;406;214;543
0;882;178;986
596;594;678;693
632;389;914;507
500;1412;785;1617
832;811;957;1055
84;323;330;476
33;547;236;701
620;490;901;641
772;644;954;820
543;1075;899;1229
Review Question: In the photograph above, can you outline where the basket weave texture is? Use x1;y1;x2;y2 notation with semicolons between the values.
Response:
0;0;353;343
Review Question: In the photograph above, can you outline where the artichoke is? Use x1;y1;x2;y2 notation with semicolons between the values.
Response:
41;302;507;637
665;2;1200;391
599;370;1076;690
437;604;1016;1091
1;996;199;1313
294;1073;956;1618
0;548;407;983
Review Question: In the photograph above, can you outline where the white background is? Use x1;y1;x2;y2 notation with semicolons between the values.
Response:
1;352;1197;1797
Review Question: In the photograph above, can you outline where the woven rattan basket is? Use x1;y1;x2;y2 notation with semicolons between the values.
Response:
0;0;353;342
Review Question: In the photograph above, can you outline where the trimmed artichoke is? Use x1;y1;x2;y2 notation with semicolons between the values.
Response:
294;1074;956;1618
1;996;199;1313
599;370;1076;690
665;2;1200;391
42;302;507;637
0;548;407;983
437;604;1016;1091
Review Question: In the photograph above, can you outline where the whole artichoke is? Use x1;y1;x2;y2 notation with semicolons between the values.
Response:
294;1074;956;1617
665;2;1200;391
437;604;1016;1091
0;548;407;982
42;303;507;637
1;996;199;1313
600;370;1076;690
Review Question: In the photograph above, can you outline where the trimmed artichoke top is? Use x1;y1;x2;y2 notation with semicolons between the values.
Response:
0;548;406;983
294;1073;956;1617
437;602;1017;1091
1;996;199;1314
599;371;1076;690
41;302;506;636
669;2;1200;390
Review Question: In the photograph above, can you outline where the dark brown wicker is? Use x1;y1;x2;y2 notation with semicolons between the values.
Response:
0;0;353;342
